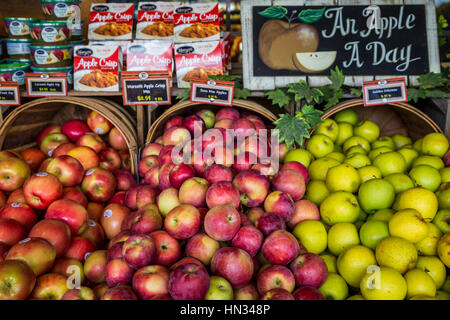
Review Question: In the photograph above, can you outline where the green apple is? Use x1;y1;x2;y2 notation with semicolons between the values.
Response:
334;109;358;125
392;134;412;149
346;146;367;156
326;152;345;163
319;253;337;273
343;136;371;153
326;164;360;193
283;148;314;168
409;295;439;300
421;133;449;158
292;220;327;254
305;180;330;205
320;192;360;226
308;158;340;181
432;209;450;233
358;166;382;183
318;272;349;300
327;222;360;256
388;209;428;243
398;187;438;222
205;276;233;300
416;256;446;289
347;294;365;300
442;276;450;293
360;266;407;300
354;120;380;143
437;232;450;267
404;269;436;299
344;154;371;169
368;147;392;161
359;220;390;249
412;156;444;170
307;134;334;159
375;236;417;274
435;290;450;300
369;209;395;222
437;188;450;210
358;178;395;213
336;122;354;146
415;222;443;256
413;138;423;152
409;165;441;192
333;144;343;153
337;245;377;288
197;109;215;129
440;168;450;184
373;151;407;177
372;136;395;150
316;119;339;142
397;147;419;169
384;173;415;194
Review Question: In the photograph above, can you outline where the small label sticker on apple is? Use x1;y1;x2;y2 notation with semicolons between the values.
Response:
48;149;54;157
103;209;112;218
85;169;95;176
96;128;104;135
19;238;31;244
36;172;48;177
11;202;22;207
84;252;91;260
88;220;96;227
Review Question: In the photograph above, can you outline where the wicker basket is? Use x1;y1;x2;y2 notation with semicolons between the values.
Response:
145;99;278;144
0;97;139;175
323;99;443;140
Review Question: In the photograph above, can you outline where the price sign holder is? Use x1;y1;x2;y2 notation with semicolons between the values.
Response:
122;71;171;106
0;81;20;106
26;73;68;97
363;78;408;106
190;79;234;106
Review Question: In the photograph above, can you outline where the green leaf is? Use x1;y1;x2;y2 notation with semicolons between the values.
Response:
421;89;447;99
407;88;427;103
265;89;291;108
350;88;363;97
273;113;310;149
176;88;190;102
298;8;325;23
287;81;323;104
258;6;288;19
323;93;342;110
299;105;324;130
234;87;252;100
417;72;447;89
328;66;345;91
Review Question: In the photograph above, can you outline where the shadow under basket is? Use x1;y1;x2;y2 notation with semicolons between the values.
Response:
0;97;139;175
322;99;443;140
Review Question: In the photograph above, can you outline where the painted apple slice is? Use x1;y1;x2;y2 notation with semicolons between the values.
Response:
293;51;337;73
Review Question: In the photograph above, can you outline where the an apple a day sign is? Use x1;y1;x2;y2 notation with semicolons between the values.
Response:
241;0;440;90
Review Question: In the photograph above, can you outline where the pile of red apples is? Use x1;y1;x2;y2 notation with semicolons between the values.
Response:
0;107;328;301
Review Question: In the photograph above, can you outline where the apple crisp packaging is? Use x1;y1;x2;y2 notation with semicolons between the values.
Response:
89;40;131;70
174;40;223;88
73;44;123;92
88;3;134;40
136;2;178;40
173;3;220;43
221;32;232;74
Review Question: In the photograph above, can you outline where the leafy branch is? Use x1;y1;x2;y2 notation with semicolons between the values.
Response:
438;15;448;47
407;71;450;103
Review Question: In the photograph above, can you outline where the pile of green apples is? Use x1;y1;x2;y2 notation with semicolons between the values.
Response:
282;108;450;300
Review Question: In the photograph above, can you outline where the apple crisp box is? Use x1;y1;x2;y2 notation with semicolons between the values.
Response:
88;3;134;40
174;40;223;88
136;2;178;40
221;31;232;74
89;40;131;69
73;44;123;92
173;3;220;43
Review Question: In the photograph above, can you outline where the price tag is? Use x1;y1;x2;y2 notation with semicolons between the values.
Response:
190;79;234;106
0;82;20;106
363;78;407;106
122;71;171;106
26;73;68;97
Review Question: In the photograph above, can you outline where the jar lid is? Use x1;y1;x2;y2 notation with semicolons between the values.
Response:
0;63;30;71
4;17;40;22
5;38;33;43
31;20;68;27
30;65;72;72
30;44;73;50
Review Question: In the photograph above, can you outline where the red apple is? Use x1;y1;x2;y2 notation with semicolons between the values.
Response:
185;232;220;265
51;257;85;284
158;145;175;166
0;218;26;246
114;171;136;192
107;241;124;261
162;126;191;147
76;133;106;153
66;146;99;171
264;191;295;221
164;116;183;131
93;283;109;299
232;118;256;137
136;186;159;209
234;283;259;300
101;284;138;300
288;200;320;229
130;204;162;235
293;286;325;300
101;204;130;240
281;161;310;184
138;155;159;177
65;236;96;262
213;118;233;129
290;253;328;288
37;124;61;147
141;143;163;158
168;263;210;300
80;219;105;247
216;108;240;121
211;247;254;288
61;120;90;143
83;249;107;284
192;152;214;177
237;136;271;160
206;181;240;209
46;155;84;187
231;225;263;257
31;273;69;300
178;177;209;208
23;172;63;210
233;151;257;172
257;265;295;295
132;265;169;300
0;202;37;230
63;187;88;208
212;146;234;167
164;204;200;240
444;150;450;167
256;213;286;237
62;287;96;300
262;230;300;265
183;114;206;136
29;219;71;257
261;288;294;300
87;202;104;222
98;148;121;172
143;167;159;188
246;207;265;225
81;167;116;203
169;163;195;189
149;230;181;266
204;204;240;241
40;133;69;157
272;169;306;201
0;150;21;161
119;150;131;171
122;234;156;269
233;169;270;207
108;231;132;249
109;127;128;151
6;189;25;205
87;111;113;135
45;199;88;235
52;143;76;158
158;162;175;190
0;260;36;300
0;242;7;261
204;164;233;184
20;148;46;172
38;158;53;172
0;158;31;192
169;257;205;272
105;258;134;287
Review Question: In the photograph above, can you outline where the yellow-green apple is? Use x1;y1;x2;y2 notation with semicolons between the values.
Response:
80;219;105;247
157;187;180;217
31;273;69;300
83;249;107;284
45;199;88;235
261;230;300;265
108;127;127;151
234;283;259;300
354;120;380;143
0;158;31;192
169;163;196;188
101;284;138;300
233;169;270;207
261;288;294;300
196;109;215;129
316;119;339;142
437;232;450;267
162;125;191;147
61;119;90;143
183;114;206;136
359;220;390;249
143;167;159;188
138;155;159;177
185;232;220;265
409;165;441;192
40;133;69;157
76;133;106;153
246;207;265;226
142;143;163;158
23;172;63;210
87;202;104;222
6;237;56;275
0;202;36;231
179;177;209;208
29;219;71;257
288;199;319;228
0;260;36;300
169;257;205;272
433;209;450;233
63;187;88;208
130;205;162;235
132;265;169;300
20;148;46;172
421;133;449;157
81;167;117;203
290;253;328;288
205;275;233;300
149;230;181;266
105;258;134;287
164;204;201;240
66;146;99;171
46;155;84;187
216;108;239;121
211;247;253;288
51;257;85;284
293;286;324;300
256;213;286;236
158;162;175;190
231;225;263;257
306;134;334;159
320;191;360;225
101;204;130;240
87;111;113;135
65;236;96;262
206;181;240;209
264;191;295;221
164;116;183;132
168;263;210;300
358;178;396;213
37;124;61;147
52;142;76;158
62;287;96;300
122;234;156;269
98;148;121;172
0;218;26;246
204;204;240;241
